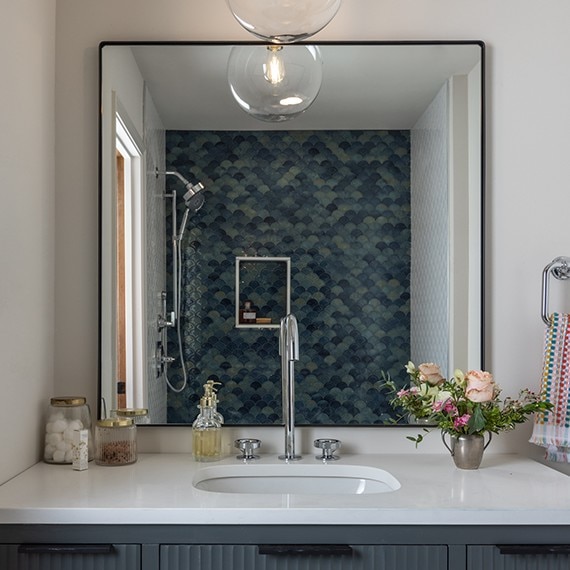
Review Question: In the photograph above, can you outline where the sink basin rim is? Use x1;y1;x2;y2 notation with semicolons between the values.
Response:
192;463;401;495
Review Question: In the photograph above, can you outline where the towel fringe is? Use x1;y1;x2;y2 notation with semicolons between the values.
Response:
529;312;570;463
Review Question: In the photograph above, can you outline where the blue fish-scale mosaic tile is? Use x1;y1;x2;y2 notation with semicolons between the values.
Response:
164;130;410;425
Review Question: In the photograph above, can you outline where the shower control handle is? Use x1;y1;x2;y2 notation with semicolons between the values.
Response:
157;312;175;332
154;343;175;377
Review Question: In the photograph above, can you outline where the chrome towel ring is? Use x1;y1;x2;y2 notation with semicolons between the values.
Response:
541;256;570;325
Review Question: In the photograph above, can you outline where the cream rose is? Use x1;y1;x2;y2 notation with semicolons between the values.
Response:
465;370;495;402
417;362;444;386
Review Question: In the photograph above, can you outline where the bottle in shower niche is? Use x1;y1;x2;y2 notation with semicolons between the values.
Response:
192;381;222;462
239;300;257;324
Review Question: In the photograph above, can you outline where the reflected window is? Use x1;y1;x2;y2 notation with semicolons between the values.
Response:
115;115;144;409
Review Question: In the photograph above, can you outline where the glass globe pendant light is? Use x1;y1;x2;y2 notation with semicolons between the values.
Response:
226;0;341;43
227;44;323;122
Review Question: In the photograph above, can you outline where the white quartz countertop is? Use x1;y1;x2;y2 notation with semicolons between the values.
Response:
0;453;568;526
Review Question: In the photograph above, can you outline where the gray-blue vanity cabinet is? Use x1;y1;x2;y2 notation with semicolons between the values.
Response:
160;544;448;570
0;544;141;570
468;545;570;570
2;524;570;570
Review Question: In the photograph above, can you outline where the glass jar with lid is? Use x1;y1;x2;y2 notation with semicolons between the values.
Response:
44;396;93;464
95;418;137;466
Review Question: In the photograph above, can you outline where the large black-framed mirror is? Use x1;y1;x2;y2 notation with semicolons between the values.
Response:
99;41;485;425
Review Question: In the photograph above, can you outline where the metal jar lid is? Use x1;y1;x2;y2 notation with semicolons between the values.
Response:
97;418;134;428
113;408;148;417
50;396;87;407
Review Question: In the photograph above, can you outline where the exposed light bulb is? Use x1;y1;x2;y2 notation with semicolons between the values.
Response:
264;46;285;85
227;44;323;122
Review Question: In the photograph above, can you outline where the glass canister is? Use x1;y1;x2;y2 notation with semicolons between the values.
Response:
44;396;93;464
95;418;137;466
112;408;150;425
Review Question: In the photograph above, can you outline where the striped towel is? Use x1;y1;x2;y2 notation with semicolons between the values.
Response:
529;312;570;462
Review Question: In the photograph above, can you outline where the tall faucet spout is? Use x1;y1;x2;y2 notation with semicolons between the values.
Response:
279;313;301;461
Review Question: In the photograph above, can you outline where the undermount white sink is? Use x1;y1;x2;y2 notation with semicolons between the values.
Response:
193;463;401;495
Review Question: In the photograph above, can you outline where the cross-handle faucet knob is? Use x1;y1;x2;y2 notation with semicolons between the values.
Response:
157;312;175;331
314;438;341;461
235;438;261;461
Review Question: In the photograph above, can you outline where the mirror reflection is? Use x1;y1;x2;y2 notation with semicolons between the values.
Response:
99;42;484;425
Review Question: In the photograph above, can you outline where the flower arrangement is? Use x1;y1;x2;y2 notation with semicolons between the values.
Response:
388;361;552;445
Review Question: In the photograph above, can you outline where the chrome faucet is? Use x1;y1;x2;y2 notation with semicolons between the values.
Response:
278;313;301;461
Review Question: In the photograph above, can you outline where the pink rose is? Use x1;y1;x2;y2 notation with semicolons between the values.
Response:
465;370;495;402
418;362;444;386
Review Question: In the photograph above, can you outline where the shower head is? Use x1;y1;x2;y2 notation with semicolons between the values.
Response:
155;168;206;212
183;181;205;212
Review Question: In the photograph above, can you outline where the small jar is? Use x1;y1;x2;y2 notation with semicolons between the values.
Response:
95;418;137;466
112;408;149;425
44;397;93;464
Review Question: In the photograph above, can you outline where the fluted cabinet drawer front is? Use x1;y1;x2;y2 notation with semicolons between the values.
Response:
0;544;141;570
468;546;570;570
160;544;448;570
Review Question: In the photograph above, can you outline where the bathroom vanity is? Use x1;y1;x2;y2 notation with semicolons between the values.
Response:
0;453;569;569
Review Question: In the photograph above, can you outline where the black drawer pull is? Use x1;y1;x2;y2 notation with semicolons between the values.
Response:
18;544;114;555
259;544;353;556
497;545;570;556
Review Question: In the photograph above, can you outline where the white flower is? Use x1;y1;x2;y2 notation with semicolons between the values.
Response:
434;390;452;403
453;369;466;386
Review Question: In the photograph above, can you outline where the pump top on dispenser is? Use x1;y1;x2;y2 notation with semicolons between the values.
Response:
204;379;224;425
192;380;223;462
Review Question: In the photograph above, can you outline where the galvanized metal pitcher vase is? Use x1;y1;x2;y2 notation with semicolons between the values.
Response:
441;432;492;469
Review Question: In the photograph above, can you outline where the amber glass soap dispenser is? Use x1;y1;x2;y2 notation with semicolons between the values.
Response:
192;381;222;462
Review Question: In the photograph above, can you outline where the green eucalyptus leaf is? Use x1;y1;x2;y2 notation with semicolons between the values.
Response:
468;405;486;433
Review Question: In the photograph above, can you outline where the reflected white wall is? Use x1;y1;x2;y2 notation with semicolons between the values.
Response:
411;84;450;374
144;90;168;424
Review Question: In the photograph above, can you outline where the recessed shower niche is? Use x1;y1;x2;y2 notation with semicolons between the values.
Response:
236;257;291;328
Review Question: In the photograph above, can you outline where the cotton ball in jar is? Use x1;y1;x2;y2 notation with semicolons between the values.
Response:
48;411;65;422
68;419;83;431
63;427;76;443
52;450;66;463
56;440;70;453
46;432;63;447
44;444;56;460
51;419;68;434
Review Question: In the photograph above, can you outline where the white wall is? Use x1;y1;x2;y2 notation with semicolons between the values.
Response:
0;1;56;483
54;1;570;464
